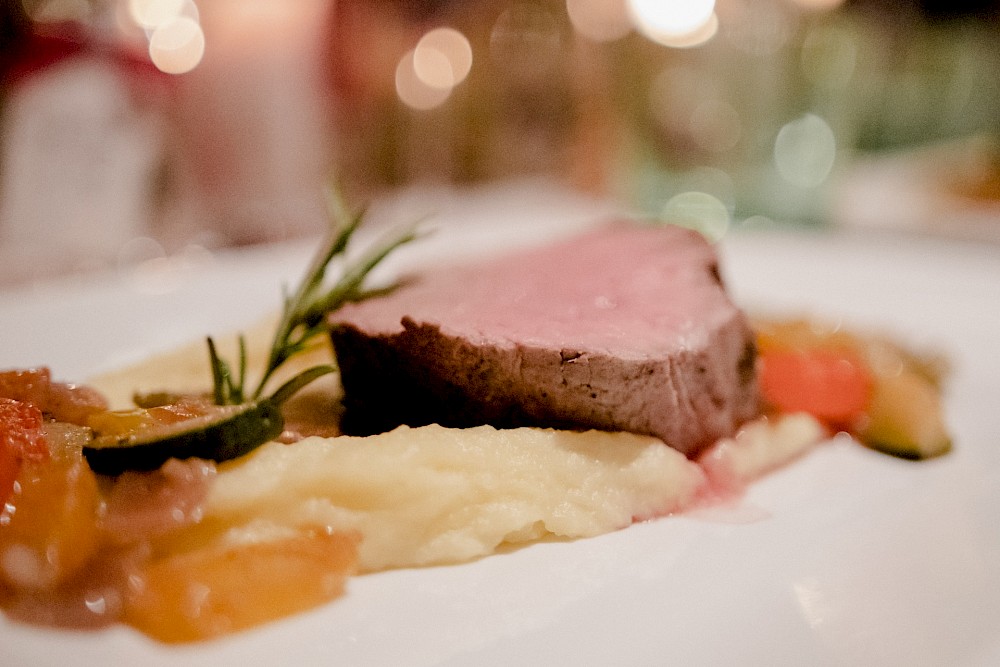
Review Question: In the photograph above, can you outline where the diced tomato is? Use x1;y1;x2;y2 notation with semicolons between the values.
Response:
758;349;872;430
0;398;50;504
0;368;108;426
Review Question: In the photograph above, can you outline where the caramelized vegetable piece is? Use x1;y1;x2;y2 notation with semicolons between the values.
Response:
123;531;359;643
861;367;951;459
83;366;337;475
83;400;284;475
0;452;101;590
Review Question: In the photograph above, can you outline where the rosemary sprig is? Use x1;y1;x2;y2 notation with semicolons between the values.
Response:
207;189;420;406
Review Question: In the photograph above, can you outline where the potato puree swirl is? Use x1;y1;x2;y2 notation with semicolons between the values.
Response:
201;424;705;572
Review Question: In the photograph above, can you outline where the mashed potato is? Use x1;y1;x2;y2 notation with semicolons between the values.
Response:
203;424;705;572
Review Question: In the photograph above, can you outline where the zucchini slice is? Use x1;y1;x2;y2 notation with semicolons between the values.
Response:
83;400;284;475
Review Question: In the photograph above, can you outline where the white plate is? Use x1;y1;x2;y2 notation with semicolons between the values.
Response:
2;201;999;667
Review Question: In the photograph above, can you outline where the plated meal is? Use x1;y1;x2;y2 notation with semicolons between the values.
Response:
0;199;953;647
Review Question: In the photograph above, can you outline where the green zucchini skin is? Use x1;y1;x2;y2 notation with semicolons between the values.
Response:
83;401;284;476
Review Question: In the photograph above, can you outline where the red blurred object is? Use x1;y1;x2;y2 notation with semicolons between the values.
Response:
2;21;167;92
0;398;50;505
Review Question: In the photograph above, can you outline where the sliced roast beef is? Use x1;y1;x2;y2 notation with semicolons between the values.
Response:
329;222;758;456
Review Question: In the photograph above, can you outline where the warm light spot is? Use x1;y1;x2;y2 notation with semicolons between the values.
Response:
662;191;730;241
414;28;473;90
128;0;184;30
148;16;205;74
628;0;716;47
175;0;200;24
639;11;718;48
662;12;717;48
412;45;454;90
566;0;632;42
774;114;837;188
396;50;452;111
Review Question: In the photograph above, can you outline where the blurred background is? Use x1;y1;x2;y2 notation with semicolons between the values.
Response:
1;0;998;286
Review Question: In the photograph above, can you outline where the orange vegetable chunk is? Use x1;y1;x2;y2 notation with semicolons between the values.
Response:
124;531;359;643
758;348;872;429
0;453;101;590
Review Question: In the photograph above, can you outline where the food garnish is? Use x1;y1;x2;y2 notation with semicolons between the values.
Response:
755;317;951;459
82;191;419;475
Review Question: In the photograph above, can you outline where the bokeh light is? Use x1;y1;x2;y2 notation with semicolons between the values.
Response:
628;0;718;48
774;114;837;188
413;28;473;90
116;0;204;74
128;0;184;30
396;49;452;110
662;191;730;241
148;15;205;74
